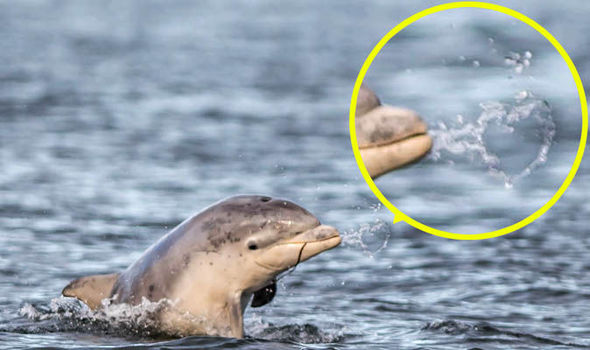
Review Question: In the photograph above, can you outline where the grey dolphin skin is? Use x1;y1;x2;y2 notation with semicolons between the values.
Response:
62;195;341;338
356;84;432;178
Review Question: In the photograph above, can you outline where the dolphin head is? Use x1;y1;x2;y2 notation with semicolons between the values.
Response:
199;195;340;306
355;84;432;178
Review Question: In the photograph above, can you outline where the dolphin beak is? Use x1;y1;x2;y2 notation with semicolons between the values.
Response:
255;225;341;271
357;106;432;179
357;107;432;179
283;224;341;245
281;224;341;263
355;85;432;179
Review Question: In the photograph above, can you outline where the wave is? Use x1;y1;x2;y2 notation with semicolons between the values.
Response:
423;319;589;348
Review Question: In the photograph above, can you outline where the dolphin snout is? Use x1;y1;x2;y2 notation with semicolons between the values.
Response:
255;225;340;271
355;85;432;179
284;225;341;264
356;106;429;149
292;224;341;244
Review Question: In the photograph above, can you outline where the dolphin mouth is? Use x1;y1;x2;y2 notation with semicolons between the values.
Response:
278;224;341;264
278;225;341;246
356;105;433;180
358;129;429;149
254;225;341;272
355;105;432;180
354;85;432;179
359;133;432;179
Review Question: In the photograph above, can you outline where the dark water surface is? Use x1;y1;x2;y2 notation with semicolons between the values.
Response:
1;1;589;349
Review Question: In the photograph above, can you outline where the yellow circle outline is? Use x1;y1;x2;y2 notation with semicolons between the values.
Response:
350;1;588;240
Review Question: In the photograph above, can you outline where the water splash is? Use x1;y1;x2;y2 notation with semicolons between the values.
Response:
17;297;177;337
341;219;391;257
15;297;343;343
429;91;555;187
504;50;533;74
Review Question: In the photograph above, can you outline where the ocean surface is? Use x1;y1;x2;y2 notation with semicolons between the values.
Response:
0;1;589;349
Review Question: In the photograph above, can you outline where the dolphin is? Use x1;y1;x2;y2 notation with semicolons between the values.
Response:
62;195;341;338
355;84;432;178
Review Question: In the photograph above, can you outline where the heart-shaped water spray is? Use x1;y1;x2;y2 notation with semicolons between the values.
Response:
429;91;555;187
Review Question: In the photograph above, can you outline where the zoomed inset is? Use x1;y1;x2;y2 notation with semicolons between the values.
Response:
350;3;587;239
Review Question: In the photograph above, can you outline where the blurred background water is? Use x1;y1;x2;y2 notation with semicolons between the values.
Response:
0;0;589;349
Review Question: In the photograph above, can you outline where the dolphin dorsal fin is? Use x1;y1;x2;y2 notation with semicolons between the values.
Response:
62;273;119;310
